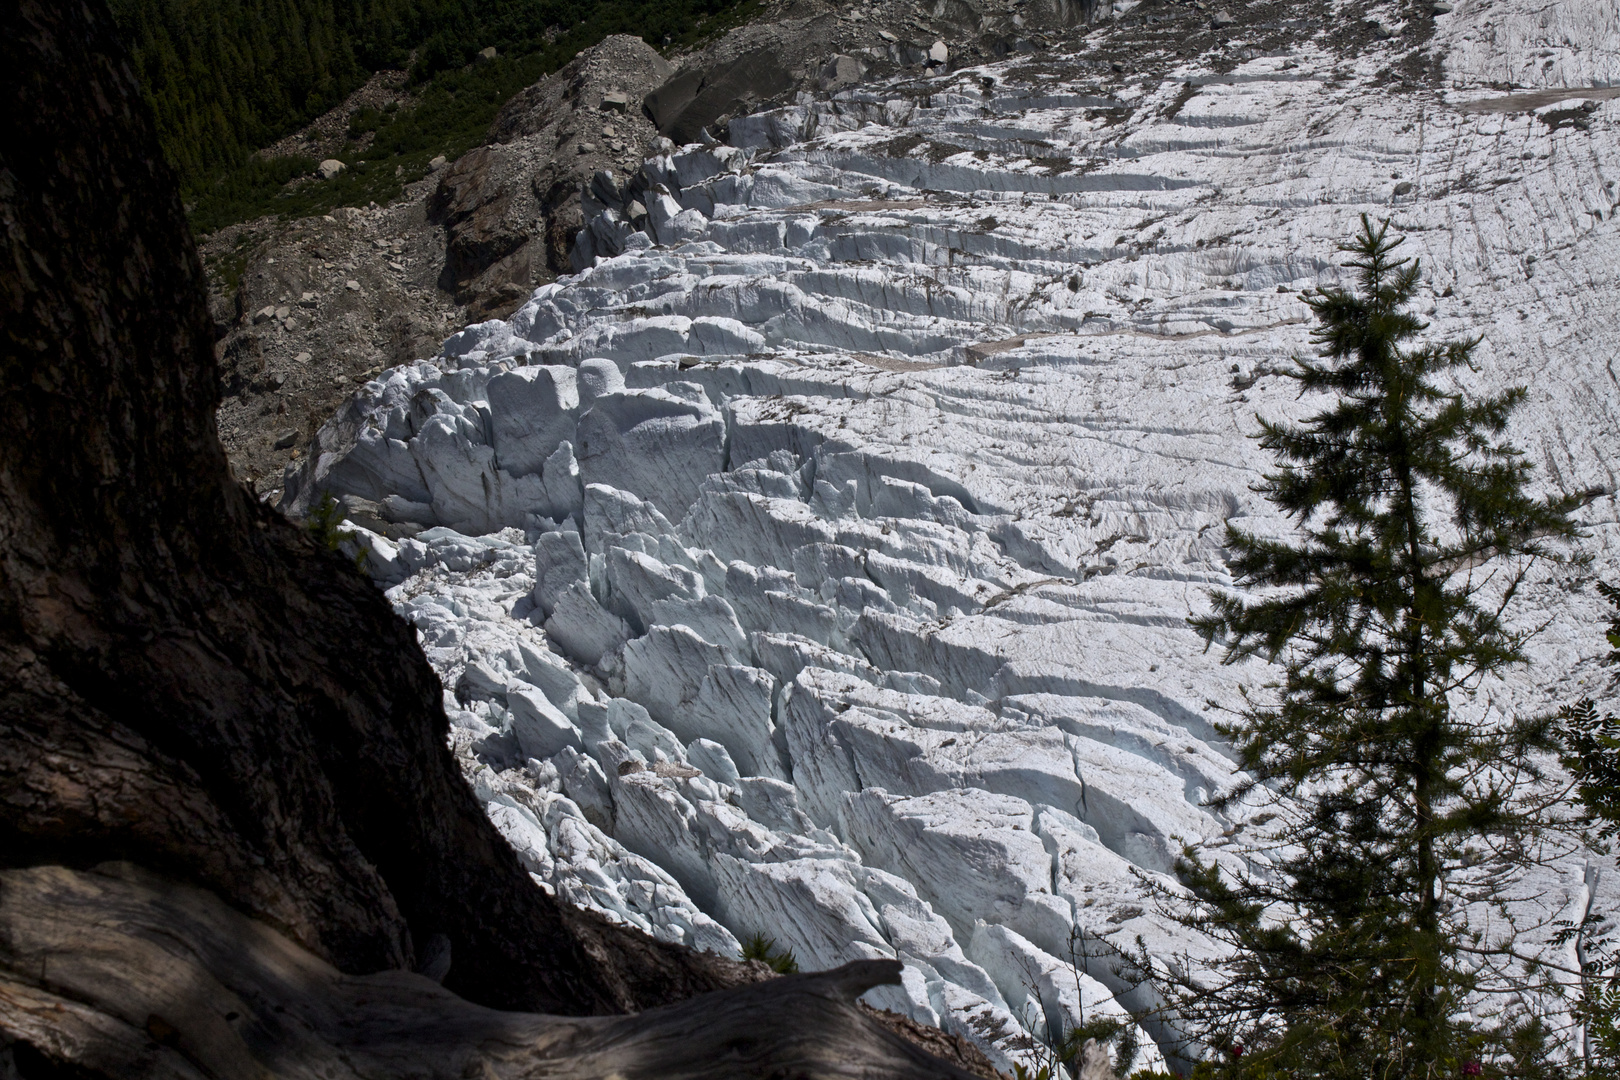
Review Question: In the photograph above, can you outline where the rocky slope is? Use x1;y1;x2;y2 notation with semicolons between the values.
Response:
286;0;1620;1071
0;0;782;1020
202;0;1105;491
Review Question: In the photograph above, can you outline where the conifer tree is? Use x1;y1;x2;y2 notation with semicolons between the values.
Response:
1559;582;1620;1076
1166;216;1581;1079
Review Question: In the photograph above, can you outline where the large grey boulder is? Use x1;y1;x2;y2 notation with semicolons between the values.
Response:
644;50;797;145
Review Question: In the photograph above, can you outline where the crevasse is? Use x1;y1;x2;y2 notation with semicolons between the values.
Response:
282;3;1620;1069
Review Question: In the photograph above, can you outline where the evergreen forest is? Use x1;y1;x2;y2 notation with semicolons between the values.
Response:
108;0;758;231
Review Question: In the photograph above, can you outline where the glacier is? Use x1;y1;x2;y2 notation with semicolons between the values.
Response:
281;0;1620;1070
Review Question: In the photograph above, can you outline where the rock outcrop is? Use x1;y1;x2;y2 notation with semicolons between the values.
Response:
0;0;753;1017
434;35;675;303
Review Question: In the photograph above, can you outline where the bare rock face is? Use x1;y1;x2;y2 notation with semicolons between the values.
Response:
432;35;675;307
0;0;763;1052
204;36;675;495
646;49;800;145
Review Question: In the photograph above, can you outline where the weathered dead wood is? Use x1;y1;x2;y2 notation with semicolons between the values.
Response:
0;865;983;1079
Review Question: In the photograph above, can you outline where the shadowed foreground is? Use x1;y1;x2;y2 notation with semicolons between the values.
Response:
2;864;969;1078
0;1;986;1075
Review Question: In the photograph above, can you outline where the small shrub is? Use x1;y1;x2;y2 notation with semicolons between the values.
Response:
306;493;370;573
348;106;388;138
306;492;349;550
1056;1015;1140;1077
739;932;799;974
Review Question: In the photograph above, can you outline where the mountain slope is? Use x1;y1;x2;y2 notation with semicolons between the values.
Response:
0;0;758;1028
111;0;762;223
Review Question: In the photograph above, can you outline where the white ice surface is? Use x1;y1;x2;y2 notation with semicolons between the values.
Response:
292;1;1620;1068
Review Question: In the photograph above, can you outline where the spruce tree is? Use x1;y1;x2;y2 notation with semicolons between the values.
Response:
1167;216;1581;1079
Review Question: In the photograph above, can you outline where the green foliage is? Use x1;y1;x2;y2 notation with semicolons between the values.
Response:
187;154;316;235
1559;582;1620;1076
110;0;763;233
306;492;351;550
1579;974;1620;1077
306;493;370;572
347;105;388;138
739;932;799;974
1171;217;1581;1080
203;229;269;296
1054;1015;1140;1077
1562;581;1620;844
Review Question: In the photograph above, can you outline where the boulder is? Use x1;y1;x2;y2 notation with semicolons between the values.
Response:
318;158;346;180
645;50;797;145
820;54;866;91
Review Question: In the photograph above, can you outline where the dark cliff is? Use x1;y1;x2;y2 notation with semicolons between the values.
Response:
0;0;747;1018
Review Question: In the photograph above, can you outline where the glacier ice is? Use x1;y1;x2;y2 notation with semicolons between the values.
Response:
288;0;1620;1068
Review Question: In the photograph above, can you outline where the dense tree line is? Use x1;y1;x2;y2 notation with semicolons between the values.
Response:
108;0;758;225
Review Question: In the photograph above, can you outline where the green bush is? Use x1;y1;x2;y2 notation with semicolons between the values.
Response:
306;493;351;551
306;493;370;574
1560;581;1620;1077
738;932;799;974
1054;1016;1139;1076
